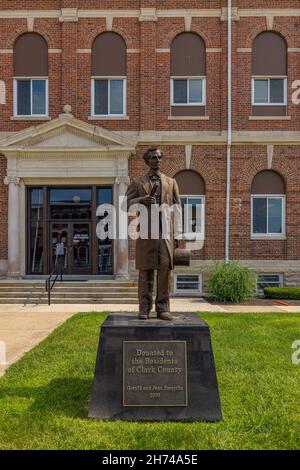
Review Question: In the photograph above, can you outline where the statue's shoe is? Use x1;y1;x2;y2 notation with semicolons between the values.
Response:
138;312;149;320
157;312;173;321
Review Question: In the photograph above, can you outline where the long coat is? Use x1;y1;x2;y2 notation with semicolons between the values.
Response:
126;172;181;270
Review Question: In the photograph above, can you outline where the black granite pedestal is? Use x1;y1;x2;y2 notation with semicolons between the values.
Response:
88;313;222;421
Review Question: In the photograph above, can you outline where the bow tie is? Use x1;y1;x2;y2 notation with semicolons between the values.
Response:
149;174;161;181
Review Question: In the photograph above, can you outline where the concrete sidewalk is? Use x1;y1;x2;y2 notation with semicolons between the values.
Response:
0;300;299;377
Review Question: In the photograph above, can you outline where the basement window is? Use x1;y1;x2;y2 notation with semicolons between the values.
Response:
174;274;202;295
256;274;283;296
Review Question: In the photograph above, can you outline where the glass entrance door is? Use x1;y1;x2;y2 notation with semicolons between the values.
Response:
50;222;91;274
71;223;91;274
50;223;69;273
27;185;114;275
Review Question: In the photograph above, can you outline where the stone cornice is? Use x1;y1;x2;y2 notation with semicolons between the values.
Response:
3;128;300;148
1;8;300;20
3;150;133;160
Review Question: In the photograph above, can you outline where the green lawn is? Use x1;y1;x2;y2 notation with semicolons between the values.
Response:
0;312;299;450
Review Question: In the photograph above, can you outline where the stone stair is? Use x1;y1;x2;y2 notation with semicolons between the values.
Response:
0;280;139;304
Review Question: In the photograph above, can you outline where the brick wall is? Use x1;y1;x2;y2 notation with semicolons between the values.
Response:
0;1;300;270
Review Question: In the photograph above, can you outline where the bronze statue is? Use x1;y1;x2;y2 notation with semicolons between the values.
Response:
126;147;181;321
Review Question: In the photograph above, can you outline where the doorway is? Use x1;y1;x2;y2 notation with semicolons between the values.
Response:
50;222;91;274
27;186;113;275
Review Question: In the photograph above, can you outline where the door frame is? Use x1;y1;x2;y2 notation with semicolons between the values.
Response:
26;185;114;275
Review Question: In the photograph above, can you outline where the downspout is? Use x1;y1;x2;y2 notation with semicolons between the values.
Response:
225;0;232;262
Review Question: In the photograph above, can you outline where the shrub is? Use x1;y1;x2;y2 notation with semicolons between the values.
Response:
264;287;300;300
207;261;255;302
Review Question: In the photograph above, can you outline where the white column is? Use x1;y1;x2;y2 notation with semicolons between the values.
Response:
4;176;21;278
115;176;130;280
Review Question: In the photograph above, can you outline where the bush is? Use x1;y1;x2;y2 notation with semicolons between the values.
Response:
264;287;300;300
207;261;255;302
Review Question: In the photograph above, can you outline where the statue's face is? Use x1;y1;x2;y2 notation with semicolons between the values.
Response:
147;150;162;171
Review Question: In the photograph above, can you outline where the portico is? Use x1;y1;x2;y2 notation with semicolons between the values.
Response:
0;112;136;278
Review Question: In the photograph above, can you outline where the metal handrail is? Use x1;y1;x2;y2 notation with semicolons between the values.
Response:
45;261;64;306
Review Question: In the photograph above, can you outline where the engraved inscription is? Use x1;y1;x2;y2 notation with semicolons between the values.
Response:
123;341;187;407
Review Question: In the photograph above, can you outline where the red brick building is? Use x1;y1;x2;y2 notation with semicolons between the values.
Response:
0;0;300;295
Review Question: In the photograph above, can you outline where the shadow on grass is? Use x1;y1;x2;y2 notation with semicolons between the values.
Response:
0;377;92;419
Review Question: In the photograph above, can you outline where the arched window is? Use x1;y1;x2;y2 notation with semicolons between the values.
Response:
174;170;205;238
251;170;286;237
170;33;206;117
91;33;126;117
0;81;5;105
13;33;48;116
252;32;287;116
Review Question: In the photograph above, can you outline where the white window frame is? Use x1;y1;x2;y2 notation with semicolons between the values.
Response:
181;195;205;240
171;77;206;106
252;76;287;106
174;273;202;295
251;195;286;238
13;77;48;117
91;77;127;117
256;273;284;295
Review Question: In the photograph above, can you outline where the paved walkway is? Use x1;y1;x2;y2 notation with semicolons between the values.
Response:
0;300;299;376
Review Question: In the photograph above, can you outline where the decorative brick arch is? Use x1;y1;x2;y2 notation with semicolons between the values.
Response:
166;28;210;50
7;28;53;49
87;28;133;50
247;27;291;49
237;159;289;193
190;157;223;189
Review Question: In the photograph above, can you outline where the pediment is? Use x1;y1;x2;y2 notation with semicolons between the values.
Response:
0;114;136;153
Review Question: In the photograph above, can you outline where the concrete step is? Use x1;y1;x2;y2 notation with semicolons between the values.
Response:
0;298;139;304
0;286;138;296
0;282;136;288
0;280;138;304
0;292;138;298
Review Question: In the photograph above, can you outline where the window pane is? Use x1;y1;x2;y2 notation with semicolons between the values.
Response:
254;80;268;104
110;80;124;114
177;275;199;291
29;188;44;274
17;80;31;115
270;79;284;104
173;80;188;104
30;188;44;221
29;221;44;273
32;80;46;114
181;197;203;234
94;80;108;114
189;79;202;103
268;198;283;233
97;187;113;205
253;198;267;233
50;188;92;220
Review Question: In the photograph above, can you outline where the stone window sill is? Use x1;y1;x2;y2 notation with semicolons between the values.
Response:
168;116;210;121
10;116;51;121
249;116;291;121
251;236;286;240
88;116;129;121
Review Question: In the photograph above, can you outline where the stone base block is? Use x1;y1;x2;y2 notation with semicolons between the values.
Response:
88;313;222;421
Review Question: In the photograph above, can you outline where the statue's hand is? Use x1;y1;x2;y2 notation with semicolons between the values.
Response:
141;195;156;206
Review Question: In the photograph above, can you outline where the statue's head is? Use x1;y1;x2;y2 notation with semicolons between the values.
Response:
143;147;163;171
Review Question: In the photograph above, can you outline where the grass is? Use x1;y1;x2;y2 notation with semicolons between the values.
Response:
0;312;299;450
